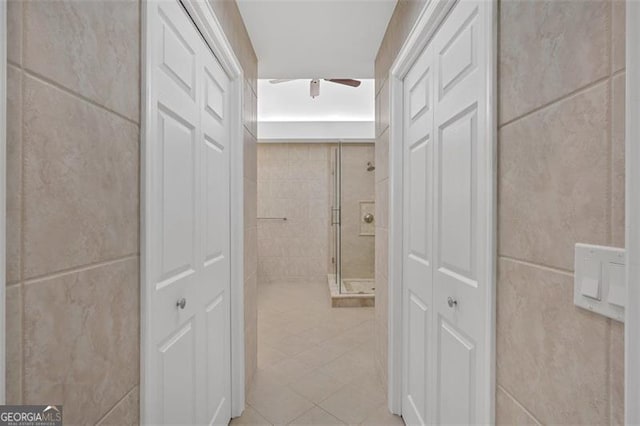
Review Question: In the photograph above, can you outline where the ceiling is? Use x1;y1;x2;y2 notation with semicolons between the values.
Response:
236;0;398;78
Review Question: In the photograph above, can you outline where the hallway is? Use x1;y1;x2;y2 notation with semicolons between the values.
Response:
232;282;403;425
2;0;633;423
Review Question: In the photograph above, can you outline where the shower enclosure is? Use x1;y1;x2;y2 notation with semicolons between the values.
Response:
330;142;375;301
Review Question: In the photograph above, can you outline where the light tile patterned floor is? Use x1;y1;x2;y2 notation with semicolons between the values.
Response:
230;282;405;425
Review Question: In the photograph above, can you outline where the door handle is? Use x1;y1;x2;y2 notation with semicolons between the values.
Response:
363;213;374;223
176;298;187;310
447;297;457;308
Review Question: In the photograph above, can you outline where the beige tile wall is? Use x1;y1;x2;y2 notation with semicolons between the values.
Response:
339;144;376;280
6;1;141;423
497;1;625;423
373;0;626;422
6;0;257;422
257;144;332;285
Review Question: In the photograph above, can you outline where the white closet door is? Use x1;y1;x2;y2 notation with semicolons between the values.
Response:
198;27;232;425
402;1;492;424
431;1;490;423
145;1;232;423
402;40;435;426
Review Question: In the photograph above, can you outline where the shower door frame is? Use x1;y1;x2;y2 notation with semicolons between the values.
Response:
332;140;377;294
332;144;342;289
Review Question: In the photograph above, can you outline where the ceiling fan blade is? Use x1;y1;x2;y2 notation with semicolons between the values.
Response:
269;79;297;84
324;79;361;88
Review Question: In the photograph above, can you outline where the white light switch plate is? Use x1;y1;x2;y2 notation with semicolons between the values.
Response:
574;243;626;322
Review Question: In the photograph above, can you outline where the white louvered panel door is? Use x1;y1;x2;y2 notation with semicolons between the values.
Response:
146;1;231;424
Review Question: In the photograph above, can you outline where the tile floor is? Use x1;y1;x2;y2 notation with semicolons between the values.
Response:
230;282;404;425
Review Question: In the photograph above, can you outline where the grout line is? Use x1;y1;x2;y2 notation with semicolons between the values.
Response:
19;48;26;404
608;74;614;247
22;254;139;286
94;383;138;425
6;282;21;291
497;384;542;425
612;68;626;79
7;59;21;70
498;75;611;129
375;76;388;98
498;255;574;276
21;68;140;127
242;402;273;425
19;0;24;68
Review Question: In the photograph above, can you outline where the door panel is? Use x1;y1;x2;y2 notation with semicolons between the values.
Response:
159;10;196;97
438;106;477;282
402;0;492;424
160;322;197;425
200;43;231;425
158;108;196;282
146;1;232;424
402;40;434;426
408;137;430;261
432;0;488;423
438;7;477;98
205;294;228;423
436;318;475;425
407;293;429;423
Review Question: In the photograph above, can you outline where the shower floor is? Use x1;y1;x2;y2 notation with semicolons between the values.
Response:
327;274;375;308
341;278;375;294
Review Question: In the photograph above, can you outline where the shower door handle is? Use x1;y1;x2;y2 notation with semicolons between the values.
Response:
331;208;341;225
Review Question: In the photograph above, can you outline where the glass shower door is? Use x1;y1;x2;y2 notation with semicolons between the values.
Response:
331;145;341;290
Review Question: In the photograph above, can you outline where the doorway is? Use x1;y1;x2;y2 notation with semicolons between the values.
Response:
387;0;497;423
140;0;245;423
245;139;396;424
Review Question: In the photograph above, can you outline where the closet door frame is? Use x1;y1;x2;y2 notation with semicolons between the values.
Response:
386;0;497;421
140;0;246;420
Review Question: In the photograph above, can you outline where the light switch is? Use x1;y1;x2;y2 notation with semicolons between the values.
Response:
607;262;625;307
581;276;600;300
574;243;626;322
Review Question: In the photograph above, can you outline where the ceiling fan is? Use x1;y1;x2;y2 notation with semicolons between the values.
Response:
269;78;361;98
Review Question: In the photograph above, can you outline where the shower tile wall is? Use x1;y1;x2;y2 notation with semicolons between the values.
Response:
257;144;332;284
339;145;375;279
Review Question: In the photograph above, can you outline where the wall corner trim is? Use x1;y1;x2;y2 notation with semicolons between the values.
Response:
625;0;640;423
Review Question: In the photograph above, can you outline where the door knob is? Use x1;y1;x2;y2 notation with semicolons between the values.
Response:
363;213;374;223
176;298;186;310
447;297;457;308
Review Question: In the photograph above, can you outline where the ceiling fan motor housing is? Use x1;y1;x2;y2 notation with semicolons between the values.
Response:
310;79;320;98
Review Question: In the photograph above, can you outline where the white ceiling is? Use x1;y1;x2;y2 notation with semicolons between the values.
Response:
236;0;398;78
